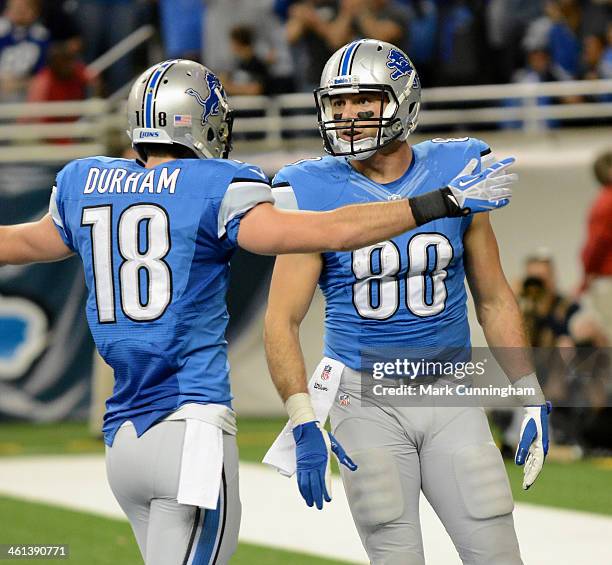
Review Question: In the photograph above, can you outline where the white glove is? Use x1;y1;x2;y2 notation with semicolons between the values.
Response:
514;402;552;490
448;156;518;212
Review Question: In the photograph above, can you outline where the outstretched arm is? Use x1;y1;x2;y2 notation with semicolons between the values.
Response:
238;199;415;254
0;214;73;265
239;157;517;255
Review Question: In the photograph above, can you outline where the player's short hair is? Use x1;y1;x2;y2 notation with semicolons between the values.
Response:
138;143;197;160
593;151;612;186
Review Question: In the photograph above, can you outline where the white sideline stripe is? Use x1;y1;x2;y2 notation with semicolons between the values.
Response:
0;455;610;564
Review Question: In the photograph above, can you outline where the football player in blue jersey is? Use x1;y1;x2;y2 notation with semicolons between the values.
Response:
0;58;517;565
264;40;550;564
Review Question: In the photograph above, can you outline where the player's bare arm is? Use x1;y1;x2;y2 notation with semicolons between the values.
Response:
0;214;73;266
464;212;551;490
238;199;417;254
264;252;322;402
263;251;357;509
464;213;533;362
238;156;517;256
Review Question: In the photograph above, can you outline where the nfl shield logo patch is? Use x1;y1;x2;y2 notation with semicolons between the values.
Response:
321;364;332;381
339;394;350;407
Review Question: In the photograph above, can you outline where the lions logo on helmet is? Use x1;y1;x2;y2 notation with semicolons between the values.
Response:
185;71;224;125
386;49;413;81
127;60;234;161
314;39;421;160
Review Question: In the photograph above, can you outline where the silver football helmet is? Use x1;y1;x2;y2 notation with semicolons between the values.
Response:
127;59;234;161
315;39;421;160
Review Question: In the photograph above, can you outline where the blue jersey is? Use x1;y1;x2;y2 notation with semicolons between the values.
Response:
0;18;49;79
272;137;491;370
50;156;273;444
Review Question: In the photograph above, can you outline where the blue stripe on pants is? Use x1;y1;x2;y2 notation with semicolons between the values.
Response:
193;482;224;565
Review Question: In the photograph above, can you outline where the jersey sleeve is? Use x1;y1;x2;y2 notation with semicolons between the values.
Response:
471;137;496;171
271;169;299;211
217;163;274;245
48;164;76;251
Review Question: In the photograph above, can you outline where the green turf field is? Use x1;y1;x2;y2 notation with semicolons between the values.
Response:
0;494;353;565
1;418;611;531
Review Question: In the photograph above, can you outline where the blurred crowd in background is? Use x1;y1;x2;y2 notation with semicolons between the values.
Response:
0;0;610;455
504;150;612;455
0;0;610;104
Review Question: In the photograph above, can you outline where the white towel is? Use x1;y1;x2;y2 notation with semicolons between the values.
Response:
176;419;224;509
263;357;345;477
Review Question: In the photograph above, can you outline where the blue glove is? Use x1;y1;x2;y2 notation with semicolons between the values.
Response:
515;401;552;490
293;421;357;509
448;156;517;213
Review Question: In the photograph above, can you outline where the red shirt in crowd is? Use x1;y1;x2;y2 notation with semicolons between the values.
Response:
27;61;89;104
582;185;612;277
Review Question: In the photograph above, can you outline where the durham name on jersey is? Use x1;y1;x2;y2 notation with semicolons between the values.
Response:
273;137;492;370
50;156;273;445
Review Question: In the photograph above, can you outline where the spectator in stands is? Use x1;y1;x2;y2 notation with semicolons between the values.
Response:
285;0;341;91
603;22;612;79
222;26;272;95
513;46;572;84
25;41;99;143
580;34;607;80
580;151;612;343
274;0;296;20
40;0;82;56
203;0;294;94
27;42;95;104
523;1;581;79
76;0;144;94
486;0;545;84
287;0;411;91
580;0;612;38
158;0;202;60
504;46;569;129
517;251;576;349
333;0;412;49
0;0;49;102
406;0;438;87
436;0;484;86
577;32;612;105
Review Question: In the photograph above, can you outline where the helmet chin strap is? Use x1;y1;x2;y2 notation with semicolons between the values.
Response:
335;135;377;160
346;148;377;161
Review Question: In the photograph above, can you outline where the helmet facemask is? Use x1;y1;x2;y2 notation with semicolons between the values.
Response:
315;39;422;160
315;83;417;160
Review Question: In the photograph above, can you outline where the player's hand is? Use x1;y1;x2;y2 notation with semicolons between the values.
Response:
447;157;517;214
293;421;357;509
515;401;552;490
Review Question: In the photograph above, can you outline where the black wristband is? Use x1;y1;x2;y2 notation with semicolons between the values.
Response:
408;187;468;226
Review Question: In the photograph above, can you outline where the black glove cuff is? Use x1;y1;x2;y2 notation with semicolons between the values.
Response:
408;187;466;226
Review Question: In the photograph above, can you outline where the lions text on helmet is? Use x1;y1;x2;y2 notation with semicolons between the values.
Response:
126;59;234;161
314;39;420;160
